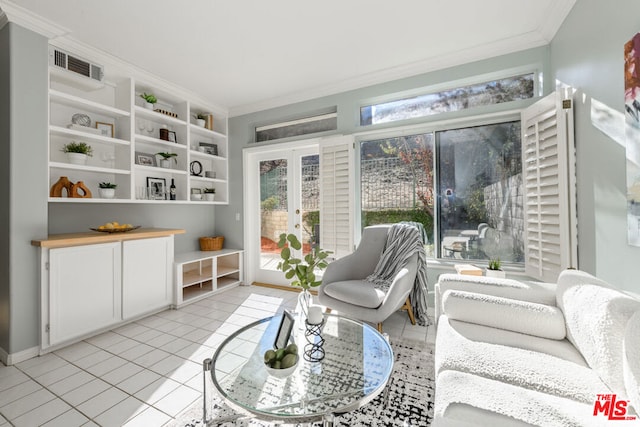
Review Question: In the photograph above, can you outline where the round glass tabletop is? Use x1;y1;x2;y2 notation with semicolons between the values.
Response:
210;313;394;423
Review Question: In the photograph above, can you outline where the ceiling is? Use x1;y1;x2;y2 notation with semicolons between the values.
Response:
2;0;575;116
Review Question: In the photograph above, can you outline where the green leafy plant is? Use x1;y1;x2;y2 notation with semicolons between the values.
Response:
488;258;502;271
193;113;207;120
62;141;93;157
140;92;157;104
156;152;178;163
203;188;216;194
260;196;280;211
98;182;117;189
277;233;332;290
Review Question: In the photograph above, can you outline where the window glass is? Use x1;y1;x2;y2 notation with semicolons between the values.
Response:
360;73;534;126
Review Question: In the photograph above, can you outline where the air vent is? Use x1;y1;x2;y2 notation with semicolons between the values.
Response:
48;46;104;89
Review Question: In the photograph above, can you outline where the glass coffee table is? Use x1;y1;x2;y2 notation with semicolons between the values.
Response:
205;313;394;425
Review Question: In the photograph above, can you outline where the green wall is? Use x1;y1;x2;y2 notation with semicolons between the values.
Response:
550;0;640;290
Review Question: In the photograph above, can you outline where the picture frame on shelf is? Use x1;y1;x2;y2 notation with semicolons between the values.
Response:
135;151;157;167
160;129;177;143
274;310;295;350
146;177;166;200
96;122;114;138
199;142;218;156
168;131;177;143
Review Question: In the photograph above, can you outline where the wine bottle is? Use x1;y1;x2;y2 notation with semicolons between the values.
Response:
170;179;176;200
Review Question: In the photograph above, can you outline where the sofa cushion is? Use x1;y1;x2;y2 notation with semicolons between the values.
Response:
436;316;612;404
557;273;640;399
624;311;640;414
442;290;566;339
323;280;385;309
435;370;606;427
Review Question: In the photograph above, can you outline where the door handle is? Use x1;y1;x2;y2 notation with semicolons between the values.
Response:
296;209;300;214
295;224;300;229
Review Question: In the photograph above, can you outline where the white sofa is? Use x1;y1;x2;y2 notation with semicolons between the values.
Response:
433;269;640;426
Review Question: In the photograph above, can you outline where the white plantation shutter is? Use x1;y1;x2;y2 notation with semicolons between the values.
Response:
521;91;578;282
320;135;354;259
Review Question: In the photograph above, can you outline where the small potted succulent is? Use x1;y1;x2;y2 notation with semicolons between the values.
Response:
62;141;93;165
98;182;117;199
140;92;157;110
156;152;178;169
486;258;506;278
203;187;216;201
193;113;207;127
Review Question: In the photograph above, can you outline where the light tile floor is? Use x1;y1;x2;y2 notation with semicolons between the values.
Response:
0;285;435;427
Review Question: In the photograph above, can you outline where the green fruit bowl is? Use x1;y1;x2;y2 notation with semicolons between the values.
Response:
264;354;299;378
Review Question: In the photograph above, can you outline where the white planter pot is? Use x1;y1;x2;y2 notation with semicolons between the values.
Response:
196;119;206;127
99;188;116;199
204;193;215;201
144;101;154;110
160;159;171;169
486;269;506;278
67;152;88;165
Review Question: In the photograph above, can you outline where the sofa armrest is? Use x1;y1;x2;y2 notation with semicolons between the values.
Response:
442;289;566;339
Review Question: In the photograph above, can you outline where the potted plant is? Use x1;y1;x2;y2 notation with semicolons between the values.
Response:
98;182;117;199
203;187;216;201
193;113;207;127
486;258;506;278
277;233;332;322
140;92;157;110
62;141;93;165
156;152;177;168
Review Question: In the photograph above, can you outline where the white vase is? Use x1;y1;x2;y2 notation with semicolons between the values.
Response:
486;269;506;278
297;289;312;327
67;152;88;165
144;101;154;110
99;188;116;199
160;159;171;169
204;193;215;201
196;119;206;127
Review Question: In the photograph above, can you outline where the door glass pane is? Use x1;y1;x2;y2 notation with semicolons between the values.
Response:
300;154;320;256
437;121;523;262
260;159;288;270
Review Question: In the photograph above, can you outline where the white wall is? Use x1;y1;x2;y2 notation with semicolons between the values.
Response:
550;0;640;291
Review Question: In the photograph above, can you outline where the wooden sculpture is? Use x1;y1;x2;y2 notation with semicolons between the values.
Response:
49;176;73;197
70;181;92;198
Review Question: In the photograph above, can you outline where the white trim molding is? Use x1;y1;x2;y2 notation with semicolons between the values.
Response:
0;345;40;366
0;0;68;38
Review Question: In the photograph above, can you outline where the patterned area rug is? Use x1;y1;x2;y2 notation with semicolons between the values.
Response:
169;338;434;427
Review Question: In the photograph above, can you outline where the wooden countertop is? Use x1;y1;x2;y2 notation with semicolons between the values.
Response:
31;228;186;248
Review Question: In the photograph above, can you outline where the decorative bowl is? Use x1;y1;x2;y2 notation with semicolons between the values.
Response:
90;225;140;233
265;356;298;378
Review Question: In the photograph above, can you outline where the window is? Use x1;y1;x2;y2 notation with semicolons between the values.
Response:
255;111;337;142
360;120;524;263
360;73;535;126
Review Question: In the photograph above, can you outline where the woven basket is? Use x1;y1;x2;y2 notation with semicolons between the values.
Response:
199;236;224;251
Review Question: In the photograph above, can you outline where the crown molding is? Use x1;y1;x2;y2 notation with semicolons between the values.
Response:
0;0;68;38
229;30;549;117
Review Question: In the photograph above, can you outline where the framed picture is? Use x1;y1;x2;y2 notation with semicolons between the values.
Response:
96;122;114;138
199;142;218;156
274;310;295;350
168;131;177;143
146;177;166;200
135;151;157;167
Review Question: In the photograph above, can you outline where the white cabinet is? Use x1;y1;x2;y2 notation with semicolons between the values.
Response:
122;237;173;319
47;50;229;204
47;242;122;347
175;249;243;307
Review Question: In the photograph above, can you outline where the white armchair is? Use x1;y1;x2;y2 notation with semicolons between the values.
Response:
317;224;418;332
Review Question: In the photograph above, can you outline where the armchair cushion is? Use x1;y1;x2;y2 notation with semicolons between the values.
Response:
323;280;385;309
442;290;566;340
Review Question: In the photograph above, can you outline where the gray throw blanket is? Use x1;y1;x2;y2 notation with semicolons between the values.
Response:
366;223;431;326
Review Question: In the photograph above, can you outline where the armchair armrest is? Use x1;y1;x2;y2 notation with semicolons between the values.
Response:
442;289;566;340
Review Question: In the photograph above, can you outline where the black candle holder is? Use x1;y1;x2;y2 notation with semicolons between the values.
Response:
304;320;325;362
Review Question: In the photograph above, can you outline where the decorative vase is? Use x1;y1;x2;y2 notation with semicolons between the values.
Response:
160;159;171;169
486;269;506;278
196;118;206;127
204;193;215;201
67;152;88;165
144;101;154;110
297;289;312;327
99;188;116;199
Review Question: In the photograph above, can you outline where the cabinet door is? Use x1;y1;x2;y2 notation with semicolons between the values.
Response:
122;236;173;319
49;242;122;346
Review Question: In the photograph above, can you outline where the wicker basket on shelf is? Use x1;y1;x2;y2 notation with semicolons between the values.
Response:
199;236;224;251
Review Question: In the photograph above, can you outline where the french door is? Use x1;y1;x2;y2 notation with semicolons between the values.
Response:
244;142;319;286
